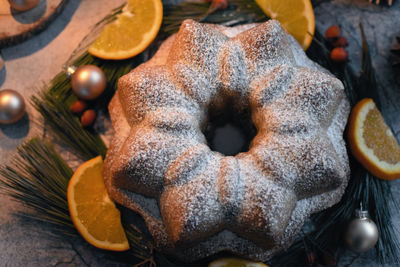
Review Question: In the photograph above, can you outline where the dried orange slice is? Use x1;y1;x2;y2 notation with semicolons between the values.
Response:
348;98;400;180
208;258;269;267
88;0;163;60
254;0;315;50
67;156;129;251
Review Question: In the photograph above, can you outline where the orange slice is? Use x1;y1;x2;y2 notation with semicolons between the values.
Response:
88;0;163;60
208;258;269;267
254;0;315;50
67;156;129;251
348;98;400;180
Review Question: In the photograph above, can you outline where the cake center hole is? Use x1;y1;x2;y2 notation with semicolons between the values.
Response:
203;103;257;156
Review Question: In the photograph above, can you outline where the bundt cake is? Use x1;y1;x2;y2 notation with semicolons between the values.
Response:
103;19;350;261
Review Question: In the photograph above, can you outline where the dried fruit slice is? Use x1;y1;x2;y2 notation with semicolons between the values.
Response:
67;156;129;251
254;0;315;50
88;0;163;60
348;98;400;180
208;258;269;267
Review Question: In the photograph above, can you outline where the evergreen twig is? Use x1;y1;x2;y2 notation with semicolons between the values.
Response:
162;0;267;35
31;88;107;160
0;138;159;263
31;52;138;160
0;138;75;236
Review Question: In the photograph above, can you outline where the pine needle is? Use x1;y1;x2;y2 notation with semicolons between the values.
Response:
0;138;75;236
31;89;107;160
31;53;138;160
162;0;267;35
0;138;158;263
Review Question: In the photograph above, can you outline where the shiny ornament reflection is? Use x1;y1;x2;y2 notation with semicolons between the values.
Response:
0;89;26;124
345;209;379;253
8;0;41;11
71;65;106;100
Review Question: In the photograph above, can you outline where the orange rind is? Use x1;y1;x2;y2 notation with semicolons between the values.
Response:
348;98;400;180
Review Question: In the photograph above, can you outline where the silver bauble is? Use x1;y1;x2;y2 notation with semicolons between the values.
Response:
345;209;379;253
70;65;106;100
0;89;26;124
8;0;41;11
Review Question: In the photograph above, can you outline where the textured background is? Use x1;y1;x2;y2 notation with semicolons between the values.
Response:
0;0;399;266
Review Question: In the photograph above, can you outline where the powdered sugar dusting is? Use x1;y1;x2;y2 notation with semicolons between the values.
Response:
103;19;351;262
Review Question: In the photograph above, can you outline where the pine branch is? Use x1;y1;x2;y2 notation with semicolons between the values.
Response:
357;23;381;108
162;0;267;35
31;52;138;160
31;89;107;160
0;138;158;264
269;26;400;267
0;138;75;236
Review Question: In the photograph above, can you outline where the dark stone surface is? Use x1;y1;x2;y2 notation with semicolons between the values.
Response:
314;1;400;266
0;0;399;266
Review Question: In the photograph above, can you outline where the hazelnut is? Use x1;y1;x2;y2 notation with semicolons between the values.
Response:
330;47;348;63
209;0;228;10
70;100;87;114
325;25;341;39
332;36;348;47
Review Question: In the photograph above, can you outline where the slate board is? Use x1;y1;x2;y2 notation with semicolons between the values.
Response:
0;0;68;48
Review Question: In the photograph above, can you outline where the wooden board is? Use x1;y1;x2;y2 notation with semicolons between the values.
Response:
0;0;68;48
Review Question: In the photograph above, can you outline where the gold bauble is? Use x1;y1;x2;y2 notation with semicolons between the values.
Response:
71;65;106;100
0;89;26;124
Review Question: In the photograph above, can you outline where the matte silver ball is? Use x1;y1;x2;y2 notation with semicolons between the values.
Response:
8;0;40;11
0;89;26;124
71;65;106;100
345;210;379;253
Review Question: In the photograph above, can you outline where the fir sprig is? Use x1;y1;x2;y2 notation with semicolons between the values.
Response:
0;138;161;264
31;89;108;160
31;52;138;160
163;0;267;35
0;138;75;236
357;24;381;108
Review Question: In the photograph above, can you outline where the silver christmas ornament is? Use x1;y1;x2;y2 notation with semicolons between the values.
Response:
69;65;106;100
8;0;40;12
0;89;26;124
345;209;379;253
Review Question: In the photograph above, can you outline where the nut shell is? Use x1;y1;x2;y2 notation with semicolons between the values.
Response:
325;25;341;39
330;47;348;63
70;100;88;114
81;110;96;127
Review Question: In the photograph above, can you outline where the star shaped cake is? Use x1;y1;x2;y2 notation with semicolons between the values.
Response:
103;19;350;261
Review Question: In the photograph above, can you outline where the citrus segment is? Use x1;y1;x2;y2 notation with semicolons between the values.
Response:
68;156;129;251
348;98;400;180
254;0;315;50
209;258;269;267
88;0;163;60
